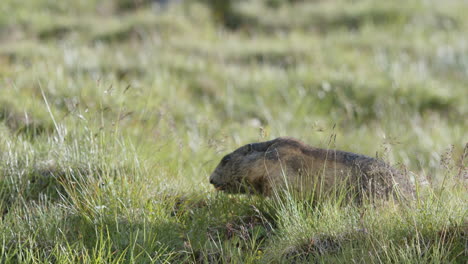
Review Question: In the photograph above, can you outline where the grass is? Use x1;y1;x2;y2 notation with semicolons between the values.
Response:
0;0;467;263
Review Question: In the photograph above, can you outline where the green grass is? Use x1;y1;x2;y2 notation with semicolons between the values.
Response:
0;0;467;263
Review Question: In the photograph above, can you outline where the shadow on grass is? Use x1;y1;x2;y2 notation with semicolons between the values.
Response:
277;212;467;263
1;192;278;262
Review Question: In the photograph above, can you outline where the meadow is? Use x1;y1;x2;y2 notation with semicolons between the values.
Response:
0;0;467;262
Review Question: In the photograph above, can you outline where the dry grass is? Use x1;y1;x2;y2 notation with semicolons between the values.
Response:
0;0;467;263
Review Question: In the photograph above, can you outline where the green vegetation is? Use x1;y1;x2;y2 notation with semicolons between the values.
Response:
0;0;467;263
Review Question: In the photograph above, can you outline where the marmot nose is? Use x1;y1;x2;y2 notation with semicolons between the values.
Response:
209;178;215;185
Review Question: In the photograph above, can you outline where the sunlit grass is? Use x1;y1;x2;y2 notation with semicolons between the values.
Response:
0;0;467;263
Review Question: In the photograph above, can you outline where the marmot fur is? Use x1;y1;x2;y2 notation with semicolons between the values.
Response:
209;137;414;201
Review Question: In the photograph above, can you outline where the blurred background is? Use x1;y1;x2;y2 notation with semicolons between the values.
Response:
1;0;467;185
0;1;467;262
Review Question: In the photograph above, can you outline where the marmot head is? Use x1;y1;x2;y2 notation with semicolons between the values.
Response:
209;140;277;194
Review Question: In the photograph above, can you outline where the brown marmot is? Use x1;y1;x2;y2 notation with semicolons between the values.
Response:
209;137;414;201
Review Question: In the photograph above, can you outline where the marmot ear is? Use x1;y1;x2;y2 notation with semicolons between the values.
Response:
247;144;253;152
249;140;275;152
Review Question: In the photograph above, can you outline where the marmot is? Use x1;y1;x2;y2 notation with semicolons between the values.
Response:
209;137;414;201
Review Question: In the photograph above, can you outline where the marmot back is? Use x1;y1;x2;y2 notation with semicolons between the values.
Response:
209;137;414;201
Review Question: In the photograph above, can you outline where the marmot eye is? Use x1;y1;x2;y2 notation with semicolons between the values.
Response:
221;155;231;165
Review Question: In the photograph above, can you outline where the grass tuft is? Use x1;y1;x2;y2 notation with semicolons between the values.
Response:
0;0;466;262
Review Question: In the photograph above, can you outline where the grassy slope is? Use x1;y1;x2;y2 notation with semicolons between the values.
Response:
0;0;467;263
